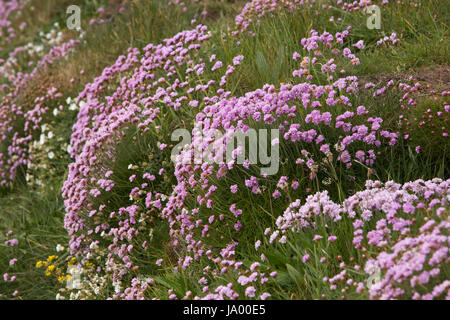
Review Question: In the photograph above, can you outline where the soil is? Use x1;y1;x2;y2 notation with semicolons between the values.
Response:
360;64;450;93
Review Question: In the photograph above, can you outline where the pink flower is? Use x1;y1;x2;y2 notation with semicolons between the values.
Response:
313;235;323;241
328;236;337;242
260;292;271;300
353;40;365;50
272;190;281;199
211;61;223;71
245;286;256;298
232;55;244;66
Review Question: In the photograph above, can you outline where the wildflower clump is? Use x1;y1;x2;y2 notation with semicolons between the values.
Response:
62;24;247;298
0;39;79;186
265;178;449;300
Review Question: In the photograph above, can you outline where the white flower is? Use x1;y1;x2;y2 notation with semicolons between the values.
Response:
48;131;54;139
53;108;58;116
128;164;138;170
48;151;55;159
56;244;65;252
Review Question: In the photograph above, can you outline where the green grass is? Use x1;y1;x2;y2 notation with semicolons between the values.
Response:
0;186;68;299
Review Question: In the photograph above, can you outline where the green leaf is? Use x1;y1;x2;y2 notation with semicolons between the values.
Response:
255;50;270;82
273;45;285;83
286;263;303;291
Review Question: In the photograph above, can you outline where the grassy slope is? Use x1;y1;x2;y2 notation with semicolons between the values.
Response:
0;0;449;299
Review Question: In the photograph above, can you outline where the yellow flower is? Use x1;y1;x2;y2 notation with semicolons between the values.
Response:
36;261;43;268
68;257;77;266
47;255;58;262
47;265;56;272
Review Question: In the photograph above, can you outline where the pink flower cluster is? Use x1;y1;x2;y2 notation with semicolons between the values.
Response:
0;39;79;186
62;25;250;299
53;2;447;300
2;230;19;297
232;0;390;36
292;27;362;82
0;0;25;46
232;0;308;35
271;178;449;299
376;32;400;46
61;21;423;299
